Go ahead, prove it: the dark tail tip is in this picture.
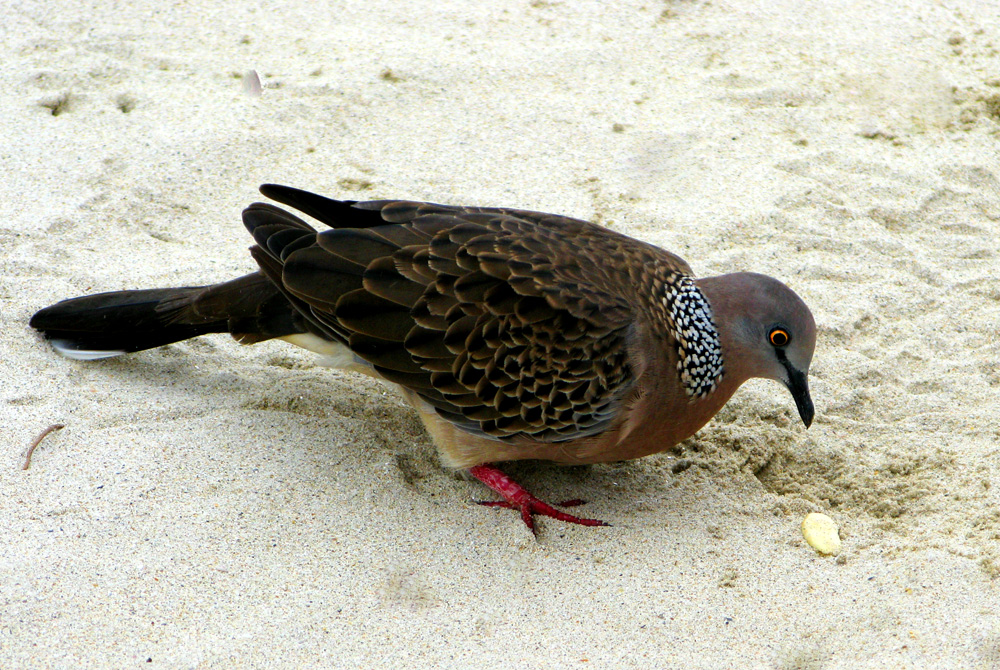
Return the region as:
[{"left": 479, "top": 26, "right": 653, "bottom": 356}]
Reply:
[{"left": 30, "top": 287, "right": 226, "bottom": 360}]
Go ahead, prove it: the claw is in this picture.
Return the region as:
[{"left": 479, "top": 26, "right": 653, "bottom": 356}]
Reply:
[{"left": 468, "top": 464, "right": 610, "bottom": 533}]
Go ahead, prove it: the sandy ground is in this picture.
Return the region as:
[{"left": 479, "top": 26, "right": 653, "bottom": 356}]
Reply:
[{"left": 2, "top": 0, "right": 1000, "bottom": 667}]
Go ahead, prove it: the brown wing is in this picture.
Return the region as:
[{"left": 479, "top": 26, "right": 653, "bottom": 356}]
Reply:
[{"left": 246, "top": 184, "right": 697, "bottom": 442}]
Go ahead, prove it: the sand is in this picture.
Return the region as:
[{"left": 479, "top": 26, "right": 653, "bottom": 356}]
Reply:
[{"left": 2, "top": 0, "right": 999, "bottom": 667}]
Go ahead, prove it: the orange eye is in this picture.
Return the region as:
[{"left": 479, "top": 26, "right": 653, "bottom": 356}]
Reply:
[{"left": 769, "top": 328, "right": 790, "bottom": 347}]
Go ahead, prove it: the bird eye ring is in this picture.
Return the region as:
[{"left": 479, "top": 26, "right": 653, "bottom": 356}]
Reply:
[{"left": 769, "top": 328, "right": 790, "bottom": 347}]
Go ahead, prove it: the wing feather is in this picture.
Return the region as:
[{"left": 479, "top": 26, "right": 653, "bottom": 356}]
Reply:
[{"left": 244, "top": 185, "right": 697, "bottom": 442}]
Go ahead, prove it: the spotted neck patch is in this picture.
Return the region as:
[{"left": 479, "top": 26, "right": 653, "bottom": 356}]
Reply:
[{"left": 658, "top": 275, "right": 724, "bottom": 398}]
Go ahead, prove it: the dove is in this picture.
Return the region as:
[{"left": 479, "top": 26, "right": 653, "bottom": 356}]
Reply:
[{"left": 30, "top": 184, "right": 815, "bottom": 532}]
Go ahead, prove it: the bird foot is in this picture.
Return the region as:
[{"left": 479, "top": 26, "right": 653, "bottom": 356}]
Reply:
[{"left": 468, "top": 464, "right": 609, "bottom": 534}]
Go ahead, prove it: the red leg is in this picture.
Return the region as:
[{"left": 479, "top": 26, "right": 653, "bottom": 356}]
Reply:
[{"left": 468, "top": 464, "right": 609, "bottom": 533}]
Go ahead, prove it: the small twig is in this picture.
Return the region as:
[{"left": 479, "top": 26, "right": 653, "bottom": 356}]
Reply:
[{"left": 22, "top": 424, "right": 64, "bottom": 470}]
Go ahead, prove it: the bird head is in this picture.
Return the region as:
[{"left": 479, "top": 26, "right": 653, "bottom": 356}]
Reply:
[{"left": 697, "top": 272, "right": 816, "bottom": 427}]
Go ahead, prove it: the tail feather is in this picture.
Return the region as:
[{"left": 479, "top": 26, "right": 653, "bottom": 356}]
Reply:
[
  {"left": 30, "top": 273, "right": 307, "bottom": 359},
  {"left": 31, "top": 184, "right": 394, "bottom": 363}
]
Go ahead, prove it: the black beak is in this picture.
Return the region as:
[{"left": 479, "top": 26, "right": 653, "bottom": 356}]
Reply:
[
  {"left": 775, "top": 349, "right": 813, "bottom": 427},
  {"left": 783, "top": 362, "right": 814, "bottom": 428}
]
